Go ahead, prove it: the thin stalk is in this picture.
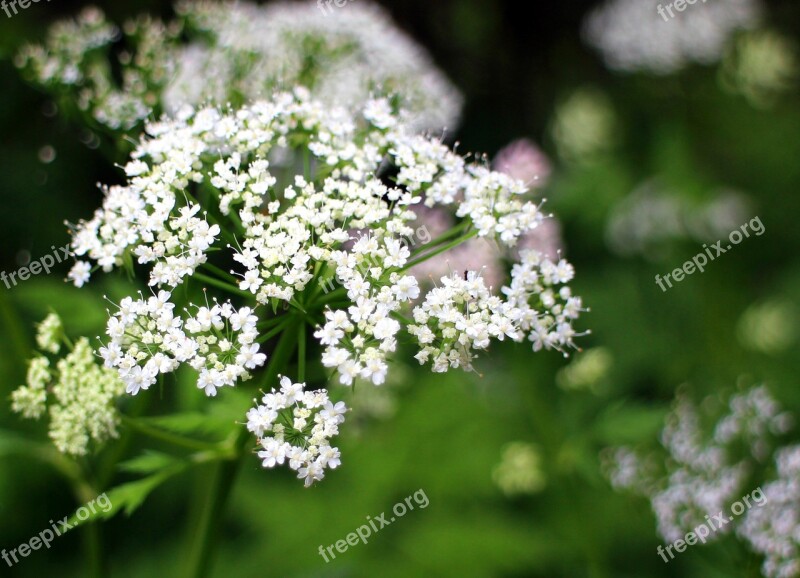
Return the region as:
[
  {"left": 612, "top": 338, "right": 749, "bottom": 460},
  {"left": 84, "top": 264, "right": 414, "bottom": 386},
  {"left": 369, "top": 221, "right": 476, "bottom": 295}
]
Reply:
[
  {"left": 193, "top": 272, "right": 252, "bottom": 299},
  {"left": 120, "top": 415, "right": 222, "bottom": 452},
  {"left": 35, "top": 449, "right": 105, "bottom": 578},
  {"left": 401, "top": 229, "right": 479, "bottom": 272},
  {"left": 257, "top": 317, "right": 293, "bottom": 343},
  {"left": 257, "top": 315, "right": 291, "bottom": 330},
  {"left": 310, "top": 287, "right": 347, "bottom": 309},
  {"left": 184, "top": 323, "right": 300, "bottom": 578},
  {"left": 408, "top": 220, "right": 469, "bottom": 259},
  {"left": 83, "top": 520, "right": 105, "bottom": 578},
  {"left": 298, "top": 322, "right": 306, "bottom": 382},
  {"left": 200, "top": 262, "right": 238, "bottom": 283},
  {"left": 306, "top": 261, "right": 330, "bottom": 302}
]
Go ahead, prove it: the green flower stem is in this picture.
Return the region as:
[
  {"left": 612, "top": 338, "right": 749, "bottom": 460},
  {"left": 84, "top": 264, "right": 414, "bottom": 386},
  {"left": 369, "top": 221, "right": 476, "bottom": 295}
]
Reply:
[
  {"left": 200, "top": 262, "right": 238, "bottom": 283},
  {"left": 408, "top": 220, "right": 469, "bottom": 259},
  {"left": 184, "top": 322, "right": 300, "bottom": 578},
  {"left": 83, "top": 521, "right": 104, "bottom": 578},
  {"left": 97, "top": 393, "right": 151, "bottom": 489},
  {"left": 120, "top": 415, "right": 223, "bottom": 452},
  {"left": 311, "top": 287, "right": 347, "bottom": 309},
  {"left": 195, "top": 182, "right": 246, "bottom": 235},
  {"left": 305, "top": 261, "right": 330, "bottom": 302},
  {"left": 257, "top": 315, "right": 291, "bottom": 330},
  {"left": 390, "top": 311, "right": 416, "bottom": 326},
  {"left": 298, "top": 321, "right": 307, "bottom": 382},
  {"left": 257, "top": 316, "right": 294, "bottom": 343},
  {"left": 401, "top": 229, "right": 479, "bottom": 272},
  {"left": 193, "top": 272, "right": 253, "bottom": 299},
  {"left": 34, "top": 447, "right": 106, "bottom": 578}
]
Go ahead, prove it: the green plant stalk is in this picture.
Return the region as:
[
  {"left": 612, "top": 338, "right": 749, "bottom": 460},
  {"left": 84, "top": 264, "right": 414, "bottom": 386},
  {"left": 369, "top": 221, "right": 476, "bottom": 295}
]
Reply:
[
  {"left": 35, "top": 448, "right": 106, "bottom": 578},
  {"left": 200, "top": 261, "right": 238, "bottom": 283},
  {"left": 120, "top": 415, "right": 222, "bottom": 452},
  {"left": 298, "top": 322, "right": 307, "bottom": 382},
  {"left": 193, "top": 272, "right": 253, "bottom": 299},
  {"left": 257, "top": 316, "right": 294, "bottom": 343},
  {"left": 408, "top": 219, "right": 469, "bottom": 259},
  {"left": 83, "top": 520, "right": 105, "bottom": 578},
  {"left": 183, "top": 322, "right": 301, "bottom": 578},
  {"left": 401, "top": 229, "right": 479, "bottom": 272}
]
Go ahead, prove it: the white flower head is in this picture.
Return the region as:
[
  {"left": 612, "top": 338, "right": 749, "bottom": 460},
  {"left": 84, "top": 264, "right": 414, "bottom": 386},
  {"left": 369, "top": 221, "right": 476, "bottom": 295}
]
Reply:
[{"left": 249, "top": 376, "right": 346, "bottom": 487}]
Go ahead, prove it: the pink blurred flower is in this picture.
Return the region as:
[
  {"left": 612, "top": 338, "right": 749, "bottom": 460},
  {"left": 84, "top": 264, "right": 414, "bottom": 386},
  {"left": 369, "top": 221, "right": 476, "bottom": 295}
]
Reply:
[
  {"left": 517, "top": 217, "right": 563, "bottom": 262},
  {"left": 493, "top": 139, "right": 552, "bottom": 189}
]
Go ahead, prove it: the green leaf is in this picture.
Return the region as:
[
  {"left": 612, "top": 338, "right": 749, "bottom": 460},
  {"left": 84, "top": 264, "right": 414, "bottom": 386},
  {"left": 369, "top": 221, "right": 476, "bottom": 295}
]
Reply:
[
  {"left": 67, "top": 464, "right": 188, "bottom": 525},
  {"left": 118, "top": 451, "right": 182, "bottom": 475},
  {"left": 140, "top": 412, "right": 235, "bottom": 440}
]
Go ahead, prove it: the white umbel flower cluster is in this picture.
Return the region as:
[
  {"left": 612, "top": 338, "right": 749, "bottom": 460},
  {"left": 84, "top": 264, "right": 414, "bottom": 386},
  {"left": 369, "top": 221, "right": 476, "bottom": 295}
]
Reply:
[
  {"left": 17, "top": 1, "right": 461, "bottom": 135},
  {"left": 71, "top": 177, "right": 222, "bottom": 288},
  {"left": 12, "top": 316, "right": 125, "bottom": 456},
  {"left": 408, "top": 272, "right": 509, "bottom": 374},
  {"left": 247, "top": 376, "right": 346, "bottom": 487},
  {"left": 603, "top": 385, "right": 792, "bottom": 544},
  {"left": 69, "top": 91, "right": 584, "bottom": 388},
  {"left": 15, "top": 8, "right": 179, "bottom": 131},
  {"left": 170, "top": 0, "right": 463, "bottom": 132},
  {"left": 409, "top": 255, "right": 580, "bottom": 373},
  {"left": 100, "top": 291, "right": 265, "bottom": 397}
]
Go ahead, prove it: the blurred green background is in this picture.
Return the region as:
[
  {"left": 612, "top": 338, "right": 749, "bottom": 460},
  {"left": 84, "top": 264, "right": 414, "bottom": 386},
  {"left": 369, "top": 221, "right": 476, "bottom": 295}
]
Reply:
[{"left": 1, "top": 0, "right": 799, "bottom": 577}]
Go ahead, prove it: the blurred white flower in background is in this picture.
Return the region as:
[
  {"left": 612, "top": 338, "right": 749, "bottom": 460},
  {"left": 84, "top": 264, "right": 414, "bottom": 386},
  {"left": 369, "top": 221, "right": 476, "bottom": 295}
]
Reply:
[
  {"left": 170, "top": 0, "right": 463, "bottom": 132},
  {"left": 556, "top": 347, "right": 613, "bottom": 393},
  {"left": 605, "top": 179, "right": 751, "bottom": 260},
  {"left": 737, "top": 300, "right": 798, "bottom": 355},
  {"left": 493, "top": 442, "right": 547, "bottom": 496},
  {"left": 583, "top": 0, "right": 761, "bottom": 74},
  {"left": 17, "top": 1, "right": 463, "bottom": 135},
  {"left": 720, "top": 30, "right": 799, "bottom": 108},
  {"left": 738, "top": 445, "right": 800, "bottom": 578},
  {"left": 551, "top": 88, "right": 618, "bottom": 163},
  {"left": 603, "top": 385, "right": 793, "bottom": 544}
]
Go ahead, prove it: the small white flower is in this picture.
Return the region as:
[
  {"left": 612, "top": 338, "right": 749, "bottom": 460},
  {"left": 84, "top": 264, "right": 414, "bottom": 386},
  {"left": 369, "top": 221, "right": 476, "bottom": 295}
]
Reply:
[{"left": 68, "top": 261, "right": 92, "bottom": 288}]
